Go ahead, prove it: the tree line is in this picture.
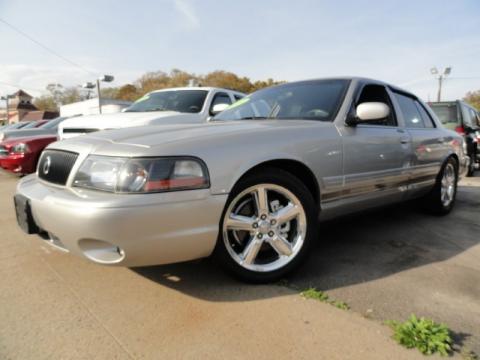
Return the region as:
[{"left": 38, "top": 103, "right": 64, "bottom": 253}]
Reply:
[
  {"left": 33, "top": 69, "right": 480, "bottom": 111},
  {"left": 34, "top": 69, "right": 284, "bottom": 111}
]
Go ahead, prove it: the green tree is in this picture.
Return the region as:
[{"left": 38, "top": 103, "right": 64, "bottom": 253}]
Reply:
[
  {"left": 34, "top": 95, "right": 58, "bottom": 111},
  {"left": 60, "top": 87, "right": 82, "bottom": 104},
  {"left": 33, "top": 70, "right": 284, "bottom": 108},
  {"left": 34, "top": 84, "right": 86, "bottom": 111},
  {"left": 251, "top": 78, "right": 285, "bottom": 92},
  {"left": 116, "top": 84, "right": 139, "bottom": 101},
  {"left": 201, "top": 70, "right": 253, "bottom": 93},
  {"left": 464, "top": 90, "right": 480, "bottom": 110}
]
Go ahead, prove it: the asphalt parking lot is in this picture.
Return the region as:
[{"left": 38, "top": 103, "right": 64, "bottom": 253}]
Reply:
[{"left": 0, "top": 169, "right": 478, "bottom": 359}]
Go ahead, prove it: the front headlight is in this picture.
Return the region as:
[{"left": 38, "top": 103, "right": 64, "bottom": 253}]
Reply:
[
  {"left": 73, "top": 156, "right": 209, "bottom": 193},
  {"left": 11, "top": 143, "right": 30, "bottom": 154}
]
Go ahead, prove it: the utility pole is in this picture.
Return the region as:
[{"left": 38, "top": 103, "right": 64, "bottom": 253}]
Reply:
[{"left": 430, "top": 67, "right": 452, "bottom": 102}]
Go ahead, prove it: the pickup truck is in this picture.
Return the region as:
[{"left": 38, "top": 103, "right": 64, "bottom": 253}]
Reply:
[{"left": 58, "top": 87, "right": 245, "bottom": 139}]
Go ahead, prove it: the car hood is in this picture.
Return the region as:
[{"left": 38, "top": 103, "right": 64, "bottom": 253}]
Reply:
[
  {"left": 59, "top": 111, "right": 204, "bottom": 130},
  {"left": 1, "top": 128, "right": 55, "bottom": 140},
  {"left": 53, "top": 119, "right": 329, "bottom": 155}
]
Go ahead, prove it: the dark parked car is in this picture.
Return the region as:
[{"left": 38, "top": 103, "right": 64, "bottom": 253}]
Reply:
[{"left": 429, "top": 100, "right": 479, "bottom": 176}]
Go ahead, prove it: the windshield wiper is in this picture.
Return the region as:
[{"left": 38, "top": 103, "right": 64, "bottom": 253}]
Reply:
[
  {"left": 238, "top": 116, "right": 272, "bottom": 120},
  {"left": 145, "top": 107, "right": 167, "bottom": 112}
]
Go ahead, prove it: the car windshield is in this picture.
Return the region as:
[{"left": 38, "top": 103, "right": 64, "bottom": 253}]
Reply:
[
  {"left": 39, "top": 117, "right": 65, "bottom": 129},
  {"left": 429, "top": 103, "right": 459, "bottom": 130},
  {"left": 124, "top": 90, "right": 208, "bottom": 113},
  {"left": 213, "top": 80, "right": 349, "bottom": 122},
  {"left": 21, "top": 121, "right": 43, "bottom": 129}
]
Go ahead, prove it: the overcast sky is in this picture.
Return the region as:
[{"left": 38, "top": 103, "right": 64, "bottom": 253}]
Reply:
[{"left": 0, "top": 0, "right": 479, "bottom": 101}]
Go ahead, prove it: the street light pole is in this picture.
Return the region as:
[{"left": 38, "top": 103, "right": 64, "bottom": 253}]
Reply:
[
  {"left": 83, "top": 75, "right": 114, "bottom": 114},
  {"left": 437, "top": 76, "right": 443, "bottom": 102},
  {"left": 430, "top": 67, "right": 452, "bottom": 102}
]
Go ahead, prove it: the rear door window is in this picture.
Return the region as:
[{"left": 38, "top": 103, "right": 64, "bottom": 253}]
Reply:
[
  {"left": 415, "top": 102, "right": 435, "bottom": 128},
  {"left": 394, "top": 93, "right": 425, "bottom": 128}
]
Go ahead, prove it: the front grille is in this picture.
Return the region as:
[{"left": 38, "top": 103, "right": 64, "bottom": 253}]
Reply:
[{"left": 38, "top": 150, "right": 79, "bottom": 185}]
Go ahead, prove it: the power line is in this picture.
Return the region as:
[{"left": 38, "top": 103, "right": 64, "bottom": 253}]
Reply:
[
  {"left": 0, "top": 17, "right": 97, "bottom": 77},
  {"left": 0, "top": 80, "right": 45, "bottom": 93},
  {"left": 448, "top": 76, "right": 480, "bottom": 80}
]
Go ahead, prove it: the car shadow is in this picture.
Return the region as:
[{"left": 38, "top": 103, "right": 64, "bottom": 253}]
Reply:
[{"left": 132, "top": 184, "right": 480, "bottom": 302}]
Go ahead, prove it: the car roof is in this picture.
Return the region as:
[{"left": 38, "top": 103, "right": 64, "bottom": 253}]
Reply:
[
  {"left": 149, "top": 87, "right": 245, "bottom": 95},
  {"left": 255, "top": 77, "right": 417, "bottom": 99}
]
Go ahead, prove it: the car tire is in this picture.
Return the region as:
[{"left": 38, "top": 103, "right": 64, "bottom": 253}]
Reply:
[
  {"left": 213, "top": 168, "right": 318, "bottom": 283},
  {"left": 423, "top": 157, "right": 459, "bottom": 215}
]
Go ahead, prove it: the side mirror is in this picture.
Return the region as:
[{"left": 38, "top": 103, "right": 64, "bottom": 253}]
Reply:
[
  {"left": 347, "top": 102, "right": 390, "bottom": 125},
  {"left": 210, "top": 103, "right": 229, "bottom": 116}
]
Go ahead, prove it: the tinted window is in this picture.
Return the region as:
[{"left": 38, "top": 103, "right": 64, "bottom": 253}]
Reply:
[
  {"left": 468, "top": 108, "right": 479, "bottom": 128},
  {"left": 429, "top": 103, "right": 459, "bottom": 130},
  {"left": 461, "top": 105, "right": 475, "bottom": 128},
  {"left": 214, "top": 80, "right": 349, "bottom": 122},
  {"left": 415, "top": 102, "right": 435, "bottom": 128},
  {"left": 22, "top": 121, "right": 42, "bottom": 129},
  {"left": 125, "top": 90, "right": 208, "bottom": 113},
  {"left": 39, "top": 117, "right": 66, "bottom": 129},
  {"left": 395, "top": 93, "right": 425, "bottom": 128}
]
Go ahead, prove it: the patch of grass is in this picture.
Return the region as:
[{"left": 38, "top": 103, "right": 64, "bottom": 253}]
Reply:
[
  {"left": 386, "top": 314, "right": 452, "bottom": 356},
  {"left": 333, "top": 300, "right": 350, "bottom": 310},
  {"left": 300, "top": 287, "right": 350, "bottom": 310}
]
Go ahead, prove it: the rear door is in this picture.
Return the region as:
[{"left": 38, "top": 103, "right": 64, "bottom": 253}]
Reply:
[{"left": 392, "top": 92, "right": 450, "bottom": 197}]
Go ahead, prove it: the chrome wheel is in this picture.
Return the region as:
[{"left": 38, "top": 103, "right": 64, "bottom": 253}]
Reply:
[
  {"left": 222, "top": 183, "right": 307, "bottom": 273},
  {"left": 440, "top": 163, "right": 456, "bottom": 207}
]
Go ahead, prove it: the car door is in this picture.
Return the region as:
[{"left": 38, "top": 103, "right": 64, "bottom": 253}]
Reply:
[
  {"left": 339, "top": 83, "right": 412, "bottom": 211},
  {"left": 391, "top": 92, "right": 450, "bottom": 197}
]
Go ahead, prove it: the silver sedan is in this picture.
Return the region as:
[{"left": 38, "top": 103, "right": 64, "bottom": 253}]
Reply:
[{"left": 14, "top": 78, "right": 468, "bottom": 282}]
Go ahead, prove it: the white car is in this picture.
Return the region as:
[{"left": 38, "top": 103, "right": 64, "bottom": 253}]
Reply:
[{"left": 58, "top": 87, "right": 245, "bottom": 139}]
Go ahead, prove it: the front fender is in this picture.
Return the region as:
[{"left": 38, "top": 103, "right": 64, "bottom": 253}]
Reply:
[{"left": 213, "top": 153, "right": 308, "bottom": 195}]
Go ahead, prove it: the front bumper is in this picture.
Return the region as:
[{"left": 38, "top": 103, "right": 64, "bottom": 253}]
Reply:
[{"left": 16, "top": 175, "right": 228, "bottom": 267}]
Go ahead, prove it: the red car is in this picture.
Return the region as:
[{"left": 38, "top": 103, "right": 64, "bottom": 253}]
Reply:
[{"left": 0, "top": 134, "right": 58, "bottom": 174}]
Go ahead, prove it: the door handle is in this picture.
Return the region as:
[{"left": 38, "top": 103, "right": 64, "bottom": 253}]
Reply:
[{"left": 400, "top": 137, "right": 410, "bottom": 144}]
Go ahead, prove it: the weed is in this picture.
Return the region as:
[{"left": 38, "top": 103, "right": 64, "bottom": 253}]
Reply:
[
  {"left": 300, "top": 287, "right": 350, "bottom": 310},
  {"left": 386, "top": 314, "right": 452, "bottom": 356}
]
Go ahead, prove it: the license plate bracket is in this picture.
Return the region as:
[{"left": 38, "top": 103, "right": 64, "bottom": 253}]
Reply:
[{"left": 14, "top": 195, "right": 40, "bottom": 234}]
